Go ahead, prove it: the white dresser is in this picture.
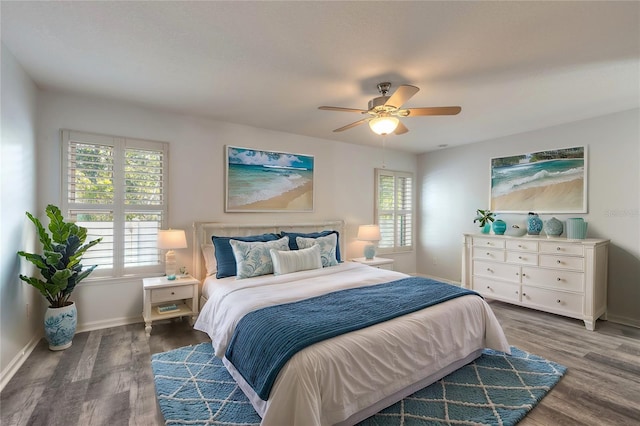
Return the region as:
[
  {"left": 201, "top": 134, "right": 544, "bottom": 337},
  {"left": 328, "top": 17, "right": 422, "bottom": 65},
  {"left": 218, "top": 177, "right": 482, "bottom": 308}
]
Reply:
[{"left": 462, "top": 234, "right": 609, "bottom": 330}]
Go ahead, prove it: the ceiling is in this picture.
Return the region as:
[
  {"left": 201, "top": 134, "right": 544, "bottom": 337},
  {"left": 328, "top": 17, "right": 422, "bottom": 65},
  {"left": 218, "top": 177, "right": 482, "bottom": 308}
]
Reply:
[{"left": 2, "top": 1, "right": 639, "bottom": 154}]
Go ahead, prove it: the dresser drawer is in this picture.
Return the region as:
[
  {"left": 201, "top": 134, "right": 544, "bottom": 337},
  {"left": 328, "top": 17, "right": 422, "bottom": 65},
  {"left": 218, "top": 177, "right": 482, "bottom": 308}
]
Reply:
[
  {"left": 522, "top": 267, "right": 584, "bottom": 292},
  {"left": 506, "top": 240, "right": 538, "bottom": 252},
  {"left": 473, "top": 260, "right": 521, "bottom": 283},
  {"left": 151, "top": 285, "right": 194, "bottom": 303},
  {"left": 521, "top": 285, "right": 583, "bottom": 316},
  {"left": 473, "top": 238, "right": 505, "bottom": 249},
  {"left": 473, "top": 277, "right": 520, "bottom": 302},
  {"left": 539, "top": 241, "right": 584, "bottom": 256},
  {"left": 539, "top": 255, "right": 584, "bottom": 271},
  {"left": 473, "top": 247, "right": 505, "bottom": 262},
  {"left": 506, "top": 251, "right": 538, "bottom": 266}
]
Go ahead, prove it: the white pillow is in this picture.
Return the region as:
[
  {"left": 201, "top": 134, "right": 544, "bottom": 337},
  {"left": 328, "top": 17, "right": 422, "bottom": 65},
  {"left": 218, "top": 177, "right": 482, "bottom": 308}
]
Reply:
[
  {"left": 296, "top": 233, "right": 338, "bottom": 267},
  {"left": 201, "top": 244, "right": 216, "bottom": 276},
  {"left": 270, "top": 245, "right": 322, "bottom": 276},
  {"left": 229, "top": 236, "right": 290, "bottom": 279}
]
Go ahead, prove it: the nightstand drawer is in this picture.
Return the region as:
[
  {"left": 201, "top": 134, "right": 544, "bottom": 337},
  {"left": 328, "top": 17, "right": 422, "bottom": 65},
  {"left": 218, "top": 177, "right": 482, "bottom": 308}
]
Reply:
[{"left": 151, "top": 286, "right": 194, "bottom": 303}]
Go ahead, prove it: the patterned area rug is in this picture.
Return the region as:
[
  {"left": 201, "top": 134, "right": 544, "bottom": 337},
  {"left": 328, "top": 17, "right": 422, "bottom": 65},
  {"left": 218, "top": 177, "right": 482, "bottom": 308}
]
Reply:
[{"left": 151, "top": 343, "right": 566, "bottom": 426}]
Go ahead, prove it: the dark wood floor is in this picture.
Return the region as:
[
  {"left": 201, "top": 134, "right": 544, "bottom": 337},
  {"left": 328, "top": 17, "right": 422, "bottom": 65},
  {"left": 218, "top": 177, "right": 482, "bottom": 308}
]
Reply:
[{"left": 1, "top": 302, "right": 639, "bottom": 426}]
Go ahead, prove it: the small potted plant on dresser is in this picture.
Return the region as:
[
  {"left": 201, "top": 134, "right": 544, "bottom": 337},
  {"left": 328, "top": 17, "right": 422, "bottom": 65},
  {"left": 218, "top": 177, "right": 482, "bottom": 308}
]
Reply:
[
  {"left": 473, "top": 209, "right": 495, "bottom": 234},
  {"left": 17, "top": 205, "right": 102, "bottom": 350}
]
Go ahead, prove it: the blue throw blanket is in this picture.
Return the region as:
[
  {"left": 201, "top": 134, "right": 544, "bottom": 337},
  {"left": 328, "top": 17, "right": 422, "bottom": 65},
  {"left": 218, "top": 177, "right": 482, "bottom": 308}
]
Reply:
[{"left": 225, "top": 276, "right": 480, "bottom": 400}]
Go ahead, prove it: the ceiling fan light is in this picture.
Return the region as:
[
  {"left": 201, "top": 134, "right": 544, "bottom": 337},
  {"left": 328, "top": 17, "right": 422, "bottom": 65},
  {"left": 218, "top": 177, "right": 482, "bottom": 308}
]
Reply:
[{"left": 369, "top": 116, "right": 399, "bottom": 135}]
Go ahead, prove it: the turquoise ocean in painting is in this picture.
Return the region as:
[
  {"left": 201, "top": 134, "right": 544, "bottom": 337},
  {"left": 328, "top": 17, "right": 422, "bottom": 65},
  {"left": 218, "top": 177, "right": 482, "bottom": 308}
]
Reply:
[
  {"left": 227, "top": 147, "right": 314, "bottom": 208},
  {"left": 491, "top": 159, "right": 584, "bottom": 198}
]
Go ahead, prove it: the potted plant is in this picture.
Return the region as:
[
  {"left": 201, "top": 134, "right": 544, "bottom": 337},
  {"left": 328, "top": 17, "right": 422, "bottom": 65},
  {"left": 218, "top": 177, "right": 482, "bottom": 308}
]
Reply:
[
  {"left": 473, "top": 209, "right": 495, "bottom": 234},
  {"left": 17, "top": 204, "right": 102, "bottom": 350}
]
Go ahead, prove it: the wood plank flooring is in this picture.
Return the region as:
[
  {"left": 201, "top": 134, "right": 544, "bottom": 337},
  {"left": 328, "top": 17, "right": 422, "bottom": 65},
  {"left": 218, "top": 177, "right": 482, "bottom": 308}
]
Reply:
[{"left": 1, "top": 302, "right": 639, "bottom": 425}]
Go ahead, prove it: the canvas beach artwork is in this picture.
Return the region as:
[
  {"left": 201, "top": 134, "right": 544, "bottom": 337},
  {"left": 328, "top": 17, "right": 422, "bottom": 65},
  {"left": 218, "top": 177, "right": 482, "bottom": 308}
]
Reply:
[
  {"left": 490, "top": 146, "right": 587, "bottom": 213},
  {"left": 226, "top": 146, "right": 314, "bottom": 212}
]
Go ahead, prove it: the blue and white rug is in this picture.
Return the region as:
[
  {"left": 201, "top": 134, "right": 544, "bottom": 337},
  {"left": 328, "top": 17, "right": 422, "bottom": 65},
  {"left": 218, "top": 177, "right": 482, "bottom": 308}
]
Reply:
[{"left": 151, "top": 343, "right": 566, "bottom": 425}]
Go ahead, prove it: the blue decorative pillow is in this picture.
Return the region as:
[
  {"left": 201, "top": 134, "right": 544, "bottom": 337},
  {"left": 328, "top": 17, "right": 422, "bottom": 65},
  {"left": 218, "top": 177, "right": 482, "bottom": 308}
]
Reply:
[
  {"left": 212, "top": 233, "right": 279, "bottom": 278},
  {"left": 296, "top": 233, "right": 338, "bottom": 267},
  {"left": 280, "top": 230, "right": 341, "bottom": 262},
  {"left": 230, "top": 237, "right": 290, "bottom": 279}
]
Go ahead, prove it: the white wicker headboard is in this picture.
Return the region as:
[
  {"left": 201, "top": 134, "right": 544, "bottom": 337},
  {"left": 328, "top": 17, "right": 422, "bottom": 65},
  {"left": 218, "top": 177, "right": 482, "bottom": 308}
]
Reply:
[{"left": 192, "top": 220, "right": 346, "bottom": 281}]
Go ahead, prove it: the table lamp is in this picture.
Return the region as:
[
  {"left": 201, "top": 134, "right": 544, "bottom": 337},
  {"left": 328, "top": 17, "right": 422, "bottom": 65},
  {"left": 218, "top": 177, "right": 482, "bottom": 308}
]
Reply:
[
  {"left": 357, "top": 224, "right": 381, "bottom": 260},
  {"left": 157, "top": 229, "right": 187, "bottom": 279}
]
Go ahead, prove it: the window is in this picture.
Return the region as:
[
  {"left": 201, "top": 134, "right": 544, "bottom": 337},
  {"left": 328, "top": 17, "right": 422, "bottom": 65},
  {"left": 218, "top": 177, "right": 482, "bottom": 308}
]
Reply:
[
  {"left": 62, "top": 130, "right": 169, "bottom": 279},
  {"left": 375, "top": 168, "right": 413, "bottom": 253}
]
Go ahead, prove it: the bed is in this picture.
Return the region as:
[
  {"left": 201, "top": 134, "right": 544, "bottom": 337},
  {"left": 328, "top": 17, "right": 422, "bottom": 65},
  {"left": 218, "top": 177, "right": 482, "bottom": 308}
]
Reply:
[{"left": 192, "top": 221, "right": 510, "bottom": 426}]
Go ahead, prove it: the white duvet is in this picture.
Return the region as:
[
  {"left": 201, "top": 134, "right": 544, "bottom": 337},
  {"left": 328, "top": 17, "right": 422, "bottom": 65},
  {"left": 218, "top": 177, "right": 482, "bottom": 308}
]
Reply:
[{"left": 195, "top": 262, "right": 510, "bottom": 426}]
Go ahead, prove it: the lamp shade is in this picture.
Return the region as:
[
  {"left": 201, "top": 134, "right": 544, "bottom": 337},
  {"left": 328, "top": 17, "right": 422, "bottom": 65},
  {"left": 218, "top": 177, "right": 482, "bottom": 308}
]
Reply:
[
  {"left": 357, "top": 225, "right": 381, "bottom": 242},
  {"left": 369, "top": 116, "right": 399, "bottom": 135},
  {"left": 157, "top": 229, "right": 187, "bottom": 250}
]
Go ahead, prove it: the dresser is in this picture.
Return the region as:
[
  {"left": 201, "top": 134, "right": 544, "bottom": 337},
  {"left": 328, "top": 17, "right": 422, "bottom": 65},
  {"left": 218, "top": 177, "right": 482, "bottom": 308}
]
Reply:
[{"left": 462, "top": 234, "right": 609, "bottom": 330}]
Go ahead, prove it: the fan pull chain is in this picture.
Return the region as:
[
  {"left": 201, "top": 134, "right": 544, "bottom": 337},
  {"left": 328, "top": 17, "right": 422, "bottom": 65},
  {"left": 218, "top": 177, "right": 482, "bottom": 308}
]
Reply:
[{"left": 381, "top": 134, "right": 387, "bottom": 169}]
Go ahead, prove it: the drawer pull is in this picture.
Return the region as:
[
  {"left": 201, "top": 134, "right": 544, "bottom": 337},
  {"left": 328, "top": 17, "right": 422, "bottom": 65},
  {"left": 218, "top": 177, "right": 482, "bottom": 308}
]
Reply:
[
  {"left": 557, "top": 299, "right": 561, "bottom": 303},
  {"left": 515, "top": 291, "right": 519, "bottom": 294},
  {"left": 522, "top": 273, "right": 526, "bottom": 277},
  {"left": 171, "top": 292, "right": 175, "bottom": 295},
  {"left": 556, "top": 247, "right": 561, "bottom": 251},
  {"left": 487, "top": 242, "right": 491, "bottom": 245},
  {"left": 557, "top": 277, "right": 562, "bottom": 281},
  {"left": 518, "top": 244, "right": 522, "bottom": 248},
  {"left": 557, "top": 260, "right": 562, "bottom": 264},
  {"left": 486, "top": 286, "right": 491, "bottom": 290},
  {"left": 522, "top": 292, "right": 527, "bottom": 297},
  {"left": 486, "top": 252, "right": 491, "bottom": 256},
  {"left": 487, "top": 268, "right": 493, "bottom": 272},
  {"left": 518, "top": 256, "right": 522, "bottom": 259}
]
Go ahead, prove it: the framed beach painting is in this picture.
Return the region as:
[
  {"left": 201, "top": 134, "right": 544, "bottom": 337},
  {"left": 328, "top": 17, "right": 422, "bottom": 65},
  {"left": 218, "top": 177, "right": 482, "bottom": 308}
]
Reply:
[
  {"left": 225, "top": 146, "right": 314, "bottom": 212},
  {"left": 490, "top": 146, "right": 587, "bottom": 213}
]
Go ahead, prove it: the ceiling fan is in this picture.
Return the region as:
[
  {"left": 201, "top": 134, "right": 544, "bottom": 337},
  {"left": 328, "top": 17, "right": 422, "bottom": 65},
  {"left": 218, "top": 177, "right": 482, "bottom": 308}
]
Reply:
[{"left": 318, "top": 82, "right": 461, "bottom": 135}]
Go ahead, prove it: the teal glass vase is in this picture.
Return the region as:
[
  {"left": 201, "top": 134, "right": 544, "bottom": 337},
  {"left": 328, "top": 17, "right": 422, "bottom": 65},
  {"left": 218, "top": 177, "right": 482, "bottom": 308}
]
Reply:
[{"left": 492, "top": 219, "right": 507, "bottom": 235}]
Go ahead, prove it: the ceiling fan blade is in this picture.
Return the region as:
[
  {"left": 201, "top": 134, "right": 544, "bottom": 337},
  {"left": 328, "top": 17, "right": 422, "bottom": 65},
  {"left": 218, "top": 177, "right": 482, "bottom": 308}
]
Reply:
[
  {"left": 394, "top": 121, "right": 409, "bottom": 135},
  {"left": 319, "top": 106, "right": 368, "bottom": 113},
  {"left": 333, "top": 118, "right": 368, "bottom": 132},
  {"left": 385, "top": 85, "right": 419, "bottom": 108},
  {"left": 405, "top": 106, "right": 462, "bottom": 116}
]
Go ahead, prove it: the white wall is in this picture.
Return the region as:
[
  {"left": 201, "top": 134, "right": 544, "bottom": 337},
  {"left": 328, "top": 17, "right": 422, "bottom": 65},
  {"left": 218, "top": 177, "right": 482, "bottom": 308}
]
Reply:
[
  {"left": 417, "top": 109, "right": 640, "bottom": 326},
  {"left": 0, "top": 44, "right": 42, "bottom": 387},
  {"left": 35, "top": 91, "right": 417, "bottom": 330}
]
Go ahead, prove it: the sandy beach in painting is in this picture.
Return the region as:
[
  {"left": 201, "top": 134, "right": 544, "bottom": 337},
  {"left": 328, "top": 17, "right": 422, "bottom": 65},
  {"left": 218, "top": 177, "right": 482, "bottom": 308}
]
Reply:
[
  {"left": 236, "top": 181, "right": 313, "bottom": 211},
  {"left": 492, "top": 178, "right": 584, "bottom": 211}
]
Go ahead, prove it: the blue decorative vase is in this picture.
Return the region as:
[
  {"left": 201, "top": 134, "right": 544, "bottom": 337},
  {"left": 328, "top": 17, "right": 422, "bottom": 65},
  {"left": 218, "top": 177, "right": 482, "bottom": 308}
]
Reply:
[
  {"left": 480, "top": 223, "right": 491, "bottom": 234},
  {"left": 544, "top": 217, "right": 563, "bottom": 237},
  {"left": 44, "top": 302, "right": 77, "bottom": 351},
  {"left": 492, "top": 219, "right": 507, "bottom": 235},
  {"left": 527, "top": 213, "right": 543, "bottom": 235}
]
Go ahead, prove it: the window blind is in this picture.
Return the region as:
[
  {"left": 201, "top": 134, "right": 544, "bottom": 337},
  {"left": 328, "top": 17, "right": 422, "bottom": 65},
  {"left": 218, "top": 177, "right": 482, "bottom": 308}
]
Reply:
[
  {"left": 375, "top": 169, "right": 414, "bottom": 253},
  {"left": 62, "top": 130, "right": 169, "bottom": 278}
]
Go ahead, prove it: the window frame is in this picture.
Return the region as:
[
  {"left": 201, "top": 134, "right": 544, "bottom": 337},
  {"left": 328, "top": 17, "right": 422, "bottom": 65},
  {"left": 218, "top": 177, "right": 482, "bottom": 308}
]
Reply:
[
  {"left": 61, "top": 129, "right": 169, "bottom": 280},
  {"left": 374, "top": 168, "right": 414, "bottom": 254}
]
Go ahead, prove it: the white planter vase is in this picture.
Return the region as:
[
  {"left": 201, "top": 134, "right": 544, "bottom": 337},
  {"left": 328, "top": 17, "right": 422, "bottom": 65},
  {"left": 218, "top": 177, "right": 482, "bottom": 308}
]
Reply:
[{"left": 44, "top": 302, "right": 77, "bottom": 351}]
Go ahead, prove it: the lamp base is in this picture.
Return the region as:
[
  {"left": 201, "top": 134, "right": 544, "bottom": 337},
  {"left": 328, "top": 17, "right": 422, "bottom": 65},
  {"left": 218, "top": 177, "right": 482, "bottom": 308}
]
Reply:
[
  {"left": 165, "top": 250, "right": 177, "bottom": 277},
  {"left": 363, "top": 244, "right": 376, "bottom": 260}
]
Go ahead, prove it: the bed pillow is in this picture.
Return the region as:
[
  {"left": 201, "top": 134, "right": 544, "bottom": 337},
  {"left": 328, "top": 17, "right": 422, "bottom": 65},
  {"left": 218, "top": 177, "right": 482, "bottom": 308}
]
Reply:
[
  {"left": 280, "top": 230, "right": 342, "bottom": 262},
  {"left": 230, "top": 236, "right": 290, "bottom": 279},
  {"left": 296, "top": 233, "right": 338, "bottom": 267},
  {"left": 270, "top": 245, "right": 322, "bottom": 276},
  {"left": 212, "top": 233, "right": 280, "bottom": 278},
  {"left": 201, "top": 244, "right": 216, "bottom": 276}
]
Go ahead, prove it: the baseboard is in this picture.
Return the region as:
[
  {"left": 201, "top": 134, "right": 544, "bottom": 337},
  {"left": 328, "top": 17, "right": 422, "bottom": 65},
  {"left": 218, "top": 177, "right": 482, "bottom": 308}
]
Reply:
[
  {"left": 0, "top": 333, "right": 42, "bottom": 392},
  {"left": 606, "top": 313, "right": 640, "bottom": 329},
  {"left": 76, "top": 315, "right": 143, "bottom": 333},
  {"left": 412, "top": 273, "right": 462, "bottom": 286}
]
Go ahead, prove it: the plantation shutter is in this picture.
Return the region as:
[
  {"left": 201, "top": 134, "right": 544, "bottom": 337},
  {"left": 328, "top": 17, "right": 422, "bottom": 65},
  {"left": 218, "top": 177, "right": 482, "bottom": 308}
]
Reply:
[
  {"left": 375, "top": 169, "right": 413, "bottom": 253},
  {"left": 62, "top": 130, "right": 169, "bottom": 278}
]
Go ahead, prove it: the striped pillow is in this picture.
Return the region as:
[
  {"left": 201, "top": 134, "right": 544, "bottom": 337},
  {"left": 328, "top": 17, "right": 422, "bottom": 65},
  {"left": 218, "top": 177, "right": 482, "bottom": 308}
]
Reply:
[{"left": 270, "top": 245, "right": 322, "bottom": 276}]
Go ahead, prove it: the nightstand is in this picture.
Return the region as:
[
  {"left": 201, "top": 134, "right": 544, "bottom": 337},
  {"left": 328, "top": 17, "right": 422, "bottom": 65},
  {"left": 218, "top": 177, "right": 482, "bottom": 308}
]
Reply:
[
  {"left": 351, "top": 257, "right": 394, "bottom": 271},
  {"left": 142, "top": 275, "right": 199, "bottom": 336}
]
